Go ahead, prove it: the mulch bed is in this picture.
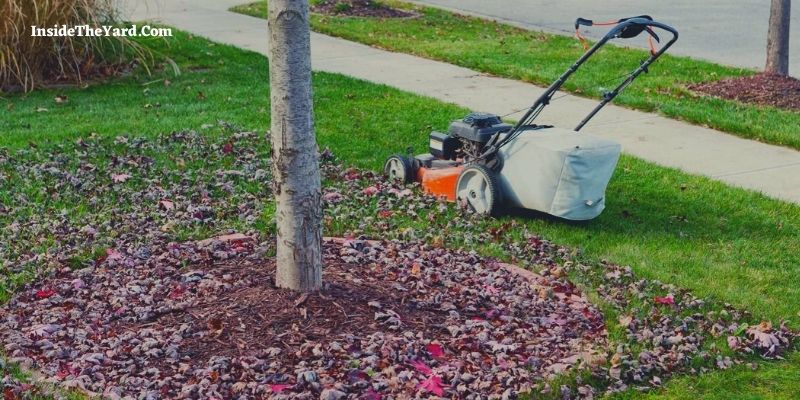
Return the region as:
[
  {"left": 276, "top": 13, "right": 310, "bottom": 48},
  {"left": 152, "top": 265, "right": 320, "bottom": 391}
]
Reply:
[
  {"left": 312, "top": 0, "right": 414, "bottom": 18},
  {"left": 0, "top": 236, "right": 607, "bottom": 398},
  {"left": 688, "top": 73, "right": 800, "bottom": 112}
]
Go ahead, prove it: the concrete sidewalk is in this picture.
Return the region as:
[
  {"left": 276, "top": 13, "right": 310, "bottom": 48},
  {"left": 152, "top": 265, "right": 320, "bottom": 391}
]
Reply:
[{"left": 125, "top": 0, "right": 800, "bottom": 204}]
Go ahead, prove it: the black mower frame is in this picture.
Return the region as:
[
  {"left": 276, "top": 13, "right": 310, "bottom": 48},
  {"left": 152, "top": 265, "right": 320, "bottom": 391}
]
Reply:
[{"left": 483, "top": 16, "right": 679, "bottom": 158}]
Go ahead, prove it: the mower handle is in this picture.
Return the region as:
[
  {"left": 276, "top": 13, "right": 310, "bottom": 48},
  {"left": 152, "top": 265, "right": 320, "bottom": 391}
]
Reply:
[
  {"left": 572, "top": 17, "right": 678, "bottom": 130},
  {"left": 499, "top": 16, "right": 678, "bottom": 144}
]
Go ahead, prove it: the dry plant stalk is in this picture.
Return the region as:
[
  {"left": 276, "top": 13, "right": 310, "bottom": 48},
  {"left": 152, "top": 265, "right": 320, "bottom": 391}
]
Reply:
[{"left": 0, "top": 0, "right": 152, "bottom": 92}]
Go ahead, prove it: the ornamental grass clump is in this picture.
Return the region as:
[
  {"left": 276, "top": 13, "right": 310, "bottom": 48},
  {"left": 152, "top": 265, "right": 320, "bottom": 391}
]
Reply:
[{"left": 0, "top": 0, "right": 152, "bottom": 92}]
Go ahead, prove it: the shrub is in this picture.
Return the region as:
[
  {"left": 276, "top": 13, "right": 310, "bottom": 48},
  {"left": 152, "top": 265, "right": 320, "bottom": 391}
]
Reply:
[{"left": 0, "top": 0, "right": 153, "bottom": 92}]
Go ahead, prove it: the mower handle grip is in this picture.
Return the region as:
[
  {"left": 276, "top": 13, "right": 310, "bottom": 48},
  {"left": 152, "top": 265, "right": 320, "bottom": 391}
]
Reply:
[{"left": 586, "top": 17, "right": 678, "bottom": 47}]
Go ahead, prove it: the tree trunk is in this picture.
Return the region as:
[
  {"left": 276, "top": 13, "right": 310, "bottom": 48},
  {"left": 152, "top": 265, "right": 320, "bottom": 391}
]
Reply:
[
  {"left": 765, "top": 0, "right": 791, "bottom": 75},
  {"left": 268, "top": 0, "right": 323, "bottom": 292}
]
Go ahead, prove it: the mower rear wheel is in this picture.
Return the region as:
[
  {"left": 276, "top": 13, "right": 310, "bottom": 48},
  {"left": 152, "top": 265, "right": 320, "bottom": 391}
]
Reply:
[
  {"left": 383, "top": 154, "right": 414, "bottom": 183},
  {"left": 456, "top": 164, "right": 501, "bottom": 215}
]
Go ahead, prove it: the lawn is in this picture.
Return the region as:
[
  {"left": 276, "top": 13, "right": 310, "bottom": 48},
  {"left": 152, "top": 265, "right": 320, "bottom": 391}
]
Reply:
[
  {"left": 2, "top": 29, "right": 800, "bottom": 398},
  {"left": 611, "top": 352, "right": 800, "bottom": 400},
  {"left": 232, "top": 0, "right": 800, "bottom": 150}
]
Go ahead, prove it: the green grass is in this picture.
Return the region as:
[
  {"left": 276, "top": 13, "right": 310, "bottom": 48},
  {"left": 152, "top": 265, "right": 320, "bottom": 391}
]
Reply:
[
  {"left": 611, "top": 352, "right": 800, "bottom": 400},
  {"left": 232, "top": 0, "right": 800, "bottom": 150},
  {"left": 2, "top": 27, "right": 800, "bottom": 399}
]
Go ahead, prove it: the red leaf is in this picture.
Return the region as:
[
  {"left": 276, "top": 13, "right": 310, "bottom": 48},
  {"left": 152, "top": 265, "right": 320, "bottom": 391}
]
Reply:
[
  {"left": 378, "top": 209, "right": 393, "bottom": 218},
  {"left": 362, "top": 186, "right": 380, "bottom": 196},
  {"left": 168, "top": 285, "right": 187, "bottom": 299},
  {"left": 270, "top": 384, "right": 291, "bottom": 393},
  {"left": 409, "top": 360, "right": 432, "bottom": 376},
  {"left": 427, "top": 343, "right": 445, "bottom": 358},
  {"left": 222, "top": 142, "right": 233, "bottom": 154},
  {"left": 418, "top": 375, "right": 444, "bottom": 396},
  {"left": 35, "top": 288, "right": 55, "bottom": 299},
  {"left": 343, "top": 168, "right": 360, "bottom": 181},
  {"left": 654, "top": 294, "right": 675, "bottom": 305}
]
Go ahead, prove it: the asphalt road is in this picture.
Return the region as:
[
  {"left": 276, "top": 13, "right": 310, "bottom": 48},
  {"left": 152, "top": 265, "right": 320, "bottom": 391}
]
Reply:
[{"left": 413, "top": 0, "right": 799, "bottom": 76}]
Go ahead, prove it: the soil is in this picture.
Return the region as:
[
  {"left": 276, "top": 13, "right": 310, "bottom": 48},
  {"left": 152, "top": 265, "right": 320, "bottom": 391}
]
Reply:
[
  {"left": 688, "top": 73, "right": 800, "bottom": 112},
  {"left": 157, "top": 252, "right": 447, "bottom": 361},
  {"left": 311, "top": 0, "right": 414, "bottom": 18}
]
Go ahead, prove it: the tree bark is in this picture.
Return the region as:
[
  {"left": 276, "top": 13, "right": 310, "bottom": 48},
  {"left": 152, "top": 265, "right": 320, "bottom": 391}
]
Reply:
[
  {"left": 765, "top": 0, "right": 791, "bottom": 75},
  {"left": 268, "top": 0, "right": 323, "bottom": 292}
]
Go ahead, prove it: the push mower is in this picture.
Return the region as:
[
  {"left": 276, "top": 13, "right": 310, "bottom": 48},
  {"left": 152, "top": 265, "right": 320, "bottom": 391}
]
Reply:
[{"left": 384, "top": 16, "right": 678, "bottom": 220}]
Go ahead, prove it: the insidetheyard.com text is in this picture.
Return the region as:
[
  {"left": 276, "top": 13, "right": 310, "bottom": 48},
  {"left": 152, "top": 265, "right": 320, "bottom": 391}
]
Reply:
[{"left": 30, "top": 25, "right": 172, "bottom": 38}]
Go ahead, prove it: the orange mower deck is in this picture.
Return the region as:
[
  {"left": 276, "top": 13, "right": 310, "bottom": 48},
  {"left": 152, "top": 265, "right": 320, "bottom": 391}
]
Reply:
[{"left": 417, "top": 166, "right": 463, "bottom": 202}]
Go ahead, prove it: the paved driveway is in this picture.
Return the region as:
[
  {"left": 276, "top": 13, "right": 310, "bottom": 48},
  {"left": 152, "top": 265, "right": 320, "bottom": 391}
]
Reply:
[{"left": 414, "top": 0, "right": 799, "bottom": 76}]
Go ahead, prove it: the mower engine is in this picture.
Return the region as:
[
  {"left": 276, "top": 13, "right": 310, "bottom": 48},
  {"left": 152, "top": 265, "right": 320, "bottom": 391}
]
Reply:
[{"left": 428, "top": 113, "right": 512, "bottom": 161}]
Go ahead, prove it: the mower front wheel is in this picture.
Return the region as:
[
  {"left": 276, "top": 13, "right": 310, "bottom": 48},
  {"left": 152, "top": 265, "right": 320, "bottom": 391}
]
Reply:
[
  {"left": 383, "top": 154, "right": 414, "bottom": 183},
  {"left": 456, "top": 164, "right": 502, "bottom": 216}
]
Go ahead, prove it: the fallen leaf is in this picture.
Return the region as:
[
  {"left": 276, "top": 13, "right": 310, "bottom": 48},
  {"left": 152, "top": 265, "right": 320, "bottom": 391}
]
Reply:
[
  {"left": 654, "top": 294, "right": 675, "bottom": 305},
  {"left": 54, "top": 95, "right": 68, "bottom": 104},
  {"left": 483, "top": 284, "right": 500, "bottom": 295},
  {"left": 362, "top": 186, "right": 380, "bottom": 196},
  {"left": 746, "top": 326, "right": 781, "bottom": 349},
  {"left": 610, "top": 352, "right": 622, "bottom": 367},
  {"left": 727, "top": 335, "right": 740, "bottom": 350},
  {"left": 106, "top": 248, "right": 123, "bottom": 261},
  {"left": 409, "top": 360, "right": 432, "bottom": 376},
  {"left": 323, "top": 191, "right": 343, "bottom": 203},
  {"left": 418, "top": 375, "right": 444, "bottom": 396},
  {"left": 35, "top": 288, "right": 56, "bottom": 299},
  {"left": 362, "top": 388, "right": 383, "bottom": 400},
  {"left": 222, "top": 142, "right": 233, "bottom": 154},
  {"left": 427, "top": 343, "right": 444, "bottom": 358},
  {"left": 159, "top": 200, "right": 175, "bottom": 211},
  {"left": 269, "top": 384, "right": 291, "bottom": 393},
  {"left": 111, "top": 173, "right": 131, "bottom": 183}
]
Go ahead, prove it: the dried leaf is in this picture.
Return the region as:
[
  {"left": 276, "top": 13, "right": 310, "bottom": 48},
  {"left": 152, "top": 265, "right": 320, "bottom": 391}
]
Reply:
[
  {"left": 159, "top": 200, "right": 175, "bottom": 211},
  {"left": 111, "top": 173, "right": 131, "bottom": 183}
]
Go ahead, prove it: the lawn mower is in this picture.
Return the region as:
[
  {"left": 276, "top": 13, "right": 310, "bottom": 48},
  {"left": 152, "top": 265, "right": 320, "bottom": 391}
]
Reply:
[{"left": 384, "top": 16, "right": 678, "bottom": 220}]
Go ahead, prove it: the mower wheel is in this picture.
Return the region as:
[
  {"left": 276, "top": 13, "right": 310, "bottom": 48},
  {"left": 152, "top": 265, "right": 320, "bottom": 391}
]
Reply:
[
  {"left": 456, "top": 164, "right": 502, "bottom": 216},
  {"left": 383, "top": 154, "right": 414, "bottom": 183}
]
